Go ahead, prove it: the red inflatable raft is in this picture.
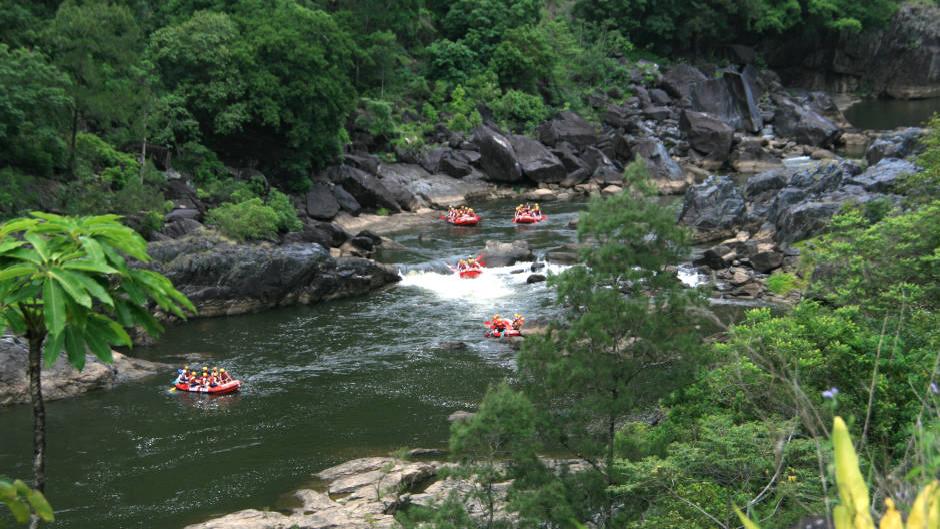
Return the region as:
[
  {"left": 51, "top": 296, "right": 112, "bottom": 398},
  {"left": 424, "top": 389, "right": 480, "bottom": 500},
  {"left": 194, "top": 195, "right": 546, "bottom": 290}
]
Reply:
[
  {"left": 447, "top": 214, "right": 481, "bottom": 226},
  {"left": 459, "top": 268, "right": 483, "bottom": 279},
  {"left": 512, "top": 213, "right": 546, "bottom": 224},
  {"left": 484, "top": 328, "right": 521, "bottom": 338},
  {"left": 175, "top": 380, "right": 241, "bottom": 395}
]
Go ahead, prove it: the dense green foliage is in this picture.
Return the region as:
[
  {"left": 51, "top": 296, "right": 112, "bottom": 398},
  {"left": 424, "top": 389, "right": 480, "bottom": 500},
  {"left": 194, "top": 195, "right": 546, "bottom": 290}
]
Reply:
[
  {"left": 0, "top": 0, "right": 911, "bottom": 228},
  {"left": 0, "top": 477, "right": 54, "bottom": 526}
]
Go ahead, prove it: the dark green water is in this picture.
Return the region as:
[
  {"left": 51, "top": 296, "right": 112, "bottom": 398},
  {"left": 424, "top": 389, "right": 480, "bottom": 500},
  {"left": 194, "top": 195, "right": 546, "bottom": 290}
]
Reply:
[
  {"left": 0, "top": 199, "right": 590, "bottom": 529},
  {"left": 844, "top": 97, "right": 940, "bottom": 130}
]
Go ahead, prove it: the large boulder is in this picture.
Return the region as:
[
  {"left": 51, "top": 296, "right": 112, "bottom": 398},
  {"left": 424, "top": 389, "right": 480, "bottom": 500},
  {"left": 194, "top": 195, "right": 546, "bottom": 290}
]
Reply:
[
  {"left": 659, "top": 63, "right": 708, "bottom": 100},
  {"left": 479, "top": 240, "right": 534, "bottom": 267},
  {"left": 332, "top": 185, "right": 362, "bottom": 216},
  {"left": 679, "top": 110, "right": 734, "bottom": 161},
  {"left": 632, "top": 138, "right": 685, "bottom": 181},
  {"left": 510, "top": 135, "right": 566, "bottom": 183},
  {"left": 846, "top": 158, "right": 919, "bottom": 193},
  {"left": 324, "top": 165, "right": 402, "bottom": 213},
  {"left": 438, "top": 149, "right": 479, "bottom": 178},
  {"left": 772, "top": 95, "right": 841, "bottom": 147},
  {"left": 145, "top": 234, "right": 400, "bottom": 317},
  {"left": 0, "top": 337, "right": 169, "bottom": 406},
  {"left": 305, "top": 180, "right": 341, "bottom": 220},
  {"left": 865, "top": 128, "right": 926, "bottom": 165},
  {"left": 690, "top": 71, "right": 763, "bottom": 133},
  {"left": 472, "top": 126, "right": 524, "bottom": 183},
  {"left": 678, "top": 175, "right": 747, "bottom": 236},
  {"left": 537, "top": 111, "right": 598, "bottom": 148},
  {"left": 377, "top": 163, "right": 492, "bottom": 208}
]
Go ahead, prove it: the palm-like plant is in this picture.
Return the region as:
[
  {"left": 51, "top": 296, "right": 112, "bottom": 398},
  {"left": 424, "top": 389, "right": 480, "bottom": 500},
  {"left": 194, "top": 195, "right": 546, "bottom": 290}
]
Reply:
[{"left": 0, "top": 212, "right": 194, "bottom": 525}]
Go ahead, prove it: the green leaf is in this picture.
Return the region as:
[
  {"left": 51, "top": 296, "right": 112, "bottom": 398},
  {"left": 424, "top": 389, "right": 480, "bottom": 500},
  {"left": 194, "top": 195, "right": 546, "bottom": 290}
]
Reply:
[
  {"left": 49, "top": 269, "right": 92, "bottom": 308},
  {"left": 43, "top": 331, "right": 64, "bottom": 368},
  {"left": 0, "top": 239, "right": 24, "bottom": 255},
  {"left": 59, "top": 268, "right": 112, "bottom": 307},
  {"left": 0, "top": 265, "right": 35, "bottom": 282},
  {"left": 6, "top": 497, "right": 29, "bottom": 523},
  {"left": 79, "top": 236, "right": 105, "bottom": 264},
  {"left": 0, "top": 480, "right": 14, "bottom": 501},
  {"left": 82, "top": 326, "right": 113, "bottom": 364},
  {"left": 26, "top": 489, "right": 54, "bottom": 521},
  {"left": 23, "top": 232, "right": 49, "bottom": 262},
  {"left": 61, "top": 259, "right": 118, "bottom": 275},
  {"left": 63, "top": 325, "right": 85, "bottom": 370},
  {"left": 735, "top": 506, "right": 761, "bottom": 529},
  {"left": 42, "top": 280, "right": 66, "bottom": 336}
]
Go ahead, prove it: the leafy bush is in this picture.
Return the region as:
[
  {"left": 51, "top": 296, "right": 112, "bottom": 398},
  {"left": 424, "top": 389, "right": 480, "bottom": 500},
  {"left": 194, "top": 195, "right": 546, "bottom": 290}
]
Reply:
[
  {"left": 74, "top": 132, "right": 140, "bottom": 188},
  {"left": 425, "top": 38, "right": 478, "bottom": 85},
  {"left": 205, "top": 198, "right": 280, "bottom": 241},
  {"left": 267, "top": 189, "right": 303, "bottom": 232},
  {"left": 445, "top": 84, "right": 482, "bottom": 132},
  {"left": 355, "top": 98, "right": 396, "bottom": 139},
  {"left": 765, "top": 272, "right": 801, "bottom": 295},
  {"left": 491, "top": 89, "right": 549, "bottom": 133}
]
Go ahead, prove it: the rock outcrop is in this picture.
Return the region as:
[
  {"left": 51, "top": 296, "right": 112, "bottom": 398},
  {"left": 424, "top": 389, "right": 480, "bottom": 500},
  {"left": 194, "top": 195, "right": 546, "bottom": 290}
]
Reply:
[
  {"left": 771, "top": 2, "right": 940, "bottom": 99},
  {"left": 0, "top": 336, "right": 168, "bottom": 406},
  {"left": 480, "top": 240, "right": 535, "bottom": 267},
  {"left": 145, "top": 234, "right": 400, "bottom": 317}
]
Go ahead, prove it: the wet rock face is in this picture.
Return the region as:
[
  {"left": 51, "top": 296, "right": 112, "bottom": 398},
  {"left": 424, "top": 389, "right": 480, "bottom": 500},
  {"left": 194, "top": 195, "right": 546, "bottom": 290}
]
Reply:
[
  {"left": 0, "top": 337, "right": 169, "bottom": 406},
  {"left": 678, "top": 175, "right": 747, "bottom": 237},
  {"left": 305, "top": 180, "right": 341, "bottom": 220},
  {"left": 659, "top": 63, "right": 709, "bottom": 101},
  {"left": 631, "top": 138, "right": 685, "bottom": 181},
  {"left": 145, "top": 234, "right": 400, "bottom": 318}
]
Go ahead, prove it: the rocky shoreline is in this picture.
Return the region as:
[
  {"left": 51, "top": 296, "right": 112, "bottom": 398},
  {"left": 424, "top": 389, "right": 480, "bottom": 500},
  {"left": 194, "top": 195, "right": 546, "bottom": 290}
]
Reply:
[{"left": 0, "top": 336, "right": 168, "bottom": 406}]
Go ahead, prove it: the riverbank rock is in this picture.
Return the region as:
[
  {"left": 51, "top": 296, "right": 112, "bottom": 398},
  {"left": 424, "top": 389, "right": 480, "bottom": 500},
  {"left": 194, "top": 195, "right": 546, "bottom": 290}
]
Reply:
[
  {"left": 510, "top": 135, "right": 566, "bottom": 183},
  {"left": 473, "top": 126, "right": 524, "bottom": 183},
  {"left": 772, "top": 95, "right": 841, "bottom": 147},
  {"left": 865, "top": 128, "right": 926, "bottom": 165},
  {"left": 480, "top": 240, "right": 534, "bottom": 267},
  {"left": 690, "top": 71, "right": 763, "bottom": 133},
  {"left": 145, "top": 233, "right": 400, "bottom": 318},
  {"left": 324, "top": 165, "right": 403, "bottom": 213},
  {"left": 680, "top": 110, "right": 734, "bottom": 161},
  {"left": 0, "top": 336, "right": 168, "bottom": 406},
  {"left": 678, "top": 175, "right": 746, "bottom": 240},
  {"left": 537, "top": 111, "right": 598, "bottom": 148}
]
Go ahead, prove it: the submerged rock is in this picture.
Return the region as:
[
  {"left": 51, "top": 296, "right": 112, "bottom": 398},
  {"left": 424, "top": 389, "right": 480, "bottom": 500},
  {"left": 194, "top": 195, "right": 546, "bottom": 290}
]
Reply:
[
  {"left": 0, "top": 337, "right": 168, "bottom": 406},
  {"left": 479, "top": 240, "right": 534, "bottom": 267}
]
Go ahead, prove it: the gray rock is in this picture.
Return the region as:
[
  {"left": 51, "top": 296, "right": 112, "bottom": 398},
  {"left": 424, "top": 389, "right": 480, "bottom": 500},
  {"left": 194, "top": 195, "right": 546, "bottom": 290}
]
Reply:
[
  {"left": 510, "top": 135, "right": 567, "bottom": 183},
  {"left": 145, "top": 234, "right": 399, "bottom": 318},
  {"left": 165, "top": 207, "right": 201, "bottom": 222},
  {"left": 325, "top": 165, "right": 402, "bottom": 213},
  {"left": 846, "top": 158, "right": 919, "bottom": 193},
  {"left": 772, "top": 95, "right": 840, "bottom": 147},
  {"left": 690, "top": 72, "right": 763, "bottom": 133},
  {"left": 679, "top": 110, "right": 734, "bottom": 161},
  {"left": 162, "top": 218, "right": 204, "bottom": 239},
  {"left": 438, "top": 149, "right": 476, "bottom": 178},
  {"left": 472, "top": 126, "right": 524, "bottom": 183},
  {"left": 537, "top": 111, "right": 598, "bottom": 148},
  {"left": 305, "top": 180, "right": 340, "bottom": 220},
  {"left": 649, "top": 88, "right": 672, "bottom": 106},
  {"left": 865, "top": 128, "right": 926, "bottom": 165},
  {"left": 744, "top": 168, "right": 791, "bottom": 198},
  {"left": 678, "top": 175, "right": 747, "bottom": 234},
  {"left": 632, "top": 138, "right": 685, "bottom": 181},
  {"left": 660, "top": 64, "right": 708, "bottom": 100},
  {"left": 479, "top": 240, "right": 534, "bottom": 267},
  {"left": 332, "top": 185, "right": 362, "bottom": 216},
  {"left": 0, "top": 337, "right": 169, "bottom": 406},
  {"left": 526, "top": 274, "right": 547, "bottom": 284}
]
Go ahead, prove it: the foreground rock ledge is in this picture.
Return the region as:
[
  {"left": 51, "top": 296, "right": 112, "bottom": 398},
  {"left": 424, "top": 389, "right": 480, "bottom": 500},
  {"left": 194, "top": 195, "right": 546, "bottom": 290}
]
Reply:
[
  {"left": 0, "top": 337, "right": 168, "bottom": 406},
  {"left": 146, "top": 233, "right": 401, "bottom": 318},
  {"left": 185, "top": 456, "right": 591, "bottom": 529}
]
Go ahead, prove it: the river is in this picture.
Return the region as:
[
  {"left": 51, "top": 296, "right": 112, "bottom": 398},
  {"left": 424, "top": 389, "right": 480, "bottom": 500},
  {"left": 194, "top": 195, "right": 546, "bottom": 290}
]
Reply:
[
  {"left": 0, "top": 198, "right": 595, "bottom": 529},
  {"left": 844, "top": 97, "right": 940, "bottom": 130}
]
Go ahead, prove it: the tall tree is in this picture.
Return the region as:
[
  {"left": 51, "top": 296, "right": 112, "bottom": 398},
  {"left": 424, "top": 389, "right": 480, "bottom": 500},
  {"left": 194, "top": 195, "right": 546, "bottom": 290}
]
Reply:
[
  {"left": 148, "top": 0, "right": 356, "bottom": 187},
  {"left": 45, "top": 0, "right": 144, "bottom": 176},
  {"left": 515, "top": 160, "right": 706, "bottom": 526},
  {"left": 0, "top": 45, "right": 72, "bottom": 178},
  {"left": 0, "top": 213, "right": 194, "bottom": 527}
]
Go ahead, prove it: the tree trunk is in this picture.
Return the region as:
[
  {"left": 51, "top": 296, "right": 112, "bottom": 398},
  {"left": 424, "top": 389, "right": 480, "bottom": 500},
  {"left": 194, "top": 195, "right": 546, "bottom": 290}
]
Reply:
[
  {"left": 139, "top": 135, "right": 147, "bottom": 184},
  {"left": 68, "top": 108, "right": 79, "bottom": 180},
  {"left": 27, "top": 329, "right": 46, "bottom": 529}
]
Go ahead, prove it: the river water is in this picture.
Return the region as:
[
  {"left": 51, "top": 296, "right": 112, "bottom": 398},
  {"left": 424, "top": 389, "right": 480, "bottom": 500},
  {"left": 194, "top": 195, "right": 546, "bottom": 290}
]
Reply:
[
  {"left": 844, "top": 97, "right": 940, "bottom": 130},
  {"left": 0, "top": 198, "right": 594, "bottom": 529}
]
